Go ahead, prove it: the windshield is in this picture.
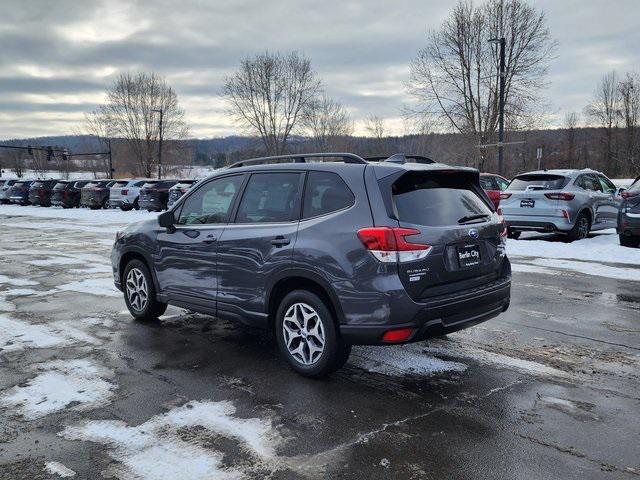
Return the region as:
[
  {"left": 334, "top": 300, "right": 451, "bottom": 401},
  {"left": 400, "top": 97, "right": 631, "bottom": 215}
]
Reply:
[
  {"left": 31, "top": 182, "right": 44, "bottom": 188},
  {"left": 53, "top": 182, "right": 69, "bottom": 190},
  {"left": 508, "top": 174, "right": 568, "bottom": 191},
  {"left": 392, "top": 172, "right": 492, "bottom": 227},
  {"left": 113, "top": 181, "right": 129, "bottom": 188}
]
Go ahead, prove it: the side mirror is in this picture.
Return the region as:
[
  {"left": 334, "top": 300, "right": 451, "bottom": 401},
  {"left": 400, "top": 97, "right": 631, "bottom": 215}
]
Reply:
[{"left": 158, "top": 211, "right": 176, "bottom": 233}]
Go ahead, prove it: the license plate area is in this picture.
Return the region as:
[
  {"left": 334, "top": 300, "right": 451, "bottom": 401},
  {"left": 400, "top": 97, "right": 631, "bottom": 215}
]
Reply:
[
  {"left": 457, "top": 244, "right": 481, "bottom": 268},
  {"left": 520, "top": 199, "right": 535, "bottom": 208}
]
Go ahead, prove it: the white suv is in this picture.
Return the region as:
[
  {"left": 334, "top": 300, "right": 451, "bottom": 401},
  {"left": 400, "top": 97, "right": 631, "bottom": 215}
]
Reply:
[{"left": 109, "top": 179, "right": 156, "bottom": 211}]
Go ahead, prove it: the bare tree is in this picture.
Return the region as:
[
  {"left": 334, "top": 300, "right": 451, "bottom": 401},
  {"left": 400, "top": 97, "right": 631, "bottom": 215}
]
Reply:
[
  {"left": 302, "top": 94, "right": 353, "bottom": 151},
  {"left": 618, "top": 72, "right": 640, "bottom": 173},
  {"left": 93, "top": 72, "right": 189, "bottom": 178},
  {"left": 564, "top": 111, "right": 579, "bottom": 168},
  {"left": 223, "top": 51, "right": 321, "bottom": 155},
  {"left": 585, "top": 71, "right": 621, "bottom": 175},
  {"left": 83, "top": 110, "right": 114, "bottom": 178},
  {"left": 407, "top": 0, "right": 556, "bottom": 152},
  {"left": 364, "top": 115, "right": 386, "bottom": 140}
]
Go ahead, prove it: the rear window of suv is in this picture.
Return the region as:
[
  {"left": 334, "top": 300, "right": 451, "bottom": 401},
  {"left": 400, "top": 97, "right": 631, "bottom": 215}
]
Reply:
[
  {"left": 113, "top": 181, "right": 129, "bottom": 188},
  {"left": 509, "top": 174, "right": 568, "bottom": 191},
  {"left": 392, "top": 172, "right": 492, "bottom": 227},
  {"left": 53, "top": 182, "right": 69, "bottom": 190}
]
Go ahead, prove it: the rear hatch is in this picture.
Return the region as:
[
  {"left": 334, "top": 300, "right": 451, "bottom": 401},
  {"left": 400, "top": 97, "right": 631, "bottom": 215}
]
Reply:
[
  {"left": 168, "top": 180, "right": 196, "bottom": 205},
  {"left": 82, "top": 181, "right": 108, "bottom": 204},
  {"left": 500, "top": 174, "right": 569, "bottom": 217},
  {"left": 109, "top": 181, "right": 130, "bottom": 203},
  {"left": 140, "top": 180, "right": 176, "bottom": 204},
  {"left": 384, "top": 169, "right": 505, "bottom": 300},
  {"left": 51, "top": 182, "right": 70, "bottom": 203}
]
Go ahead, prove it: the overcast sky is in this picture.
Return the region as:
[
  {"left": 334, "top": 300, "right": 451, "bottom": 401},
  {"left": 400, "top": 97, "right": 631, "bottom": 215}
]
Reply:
[{"left": 1, "top": 0, "right": 638, "bottom": 139}]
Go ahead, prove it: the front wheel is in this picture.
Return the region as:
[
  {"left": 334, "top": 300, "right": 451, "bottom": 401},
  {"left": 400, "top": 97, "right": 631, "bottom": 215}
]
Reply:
[
  {"left": 620, "top": 234, "right": 640, "bottom": 248},
  {"left": 275, "top": 290, "right": 349, "bottom": 377},
  {"left": 123, "top": 259, "right": 167, "bottom": 321}
]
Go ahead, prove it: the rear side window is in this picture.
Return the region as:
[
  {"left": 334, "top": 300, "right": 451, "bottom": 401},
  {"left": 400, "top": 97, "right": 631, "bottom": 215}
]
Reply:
[
  {"left": 236, "top": 172, "right": 302, "bottom": 223},
  {"left": 509, "top": 174, "right": 568, "bottom": 191},
  {"left": 302, "top": 172, "right": 354, "bottom": 219},
  {"left": 576, "top": 175, "right": 601, "bottom": 192},
  {"left": 392, "top": 172, "right": 492, "bottom": 227}
]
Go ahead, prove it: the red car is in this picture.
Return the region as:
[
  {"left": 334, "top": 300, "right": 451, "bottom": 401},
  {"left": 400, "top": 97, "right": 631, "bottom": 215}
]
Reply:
[{"left": 480, "top": 173, "right": 510, "bottom": 209}]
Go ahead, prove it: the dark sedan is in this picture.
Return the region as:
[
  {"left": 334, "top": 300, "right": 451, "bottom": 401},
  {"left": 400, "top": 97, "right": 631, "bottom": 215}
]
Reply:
[
  {"left": 51, "top": 180, "right": 91, "bottom": 208},
  {"left": 28, "top": 179, "right": 59, "bottom": 207},
  {"left": 138, "top": 180, "right": 178, "bottom": 211},
  {"left": 80, "top": 180, "right": 115, "bottom": 209},
  {"left": 9, "top": 181, "right": 34, "bottom": 205}
]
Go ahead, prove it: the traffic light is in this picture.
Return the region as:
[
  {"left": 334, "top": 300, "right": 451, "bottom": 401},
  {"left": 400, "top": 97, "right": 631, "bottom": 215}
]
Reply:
[{"left": 46, "top": 146, "right": 53, "bottom": 161}]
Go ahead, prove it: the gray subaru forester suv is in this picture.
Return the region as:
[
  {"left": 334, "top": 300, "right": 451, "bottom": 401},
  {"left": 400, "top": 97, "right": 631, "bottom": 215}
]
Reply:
[
  {"left": 501, "top": 168, "right": 622, "bottom": 241},
  {"left": 111, "top": 153, "right": 511, "bottom": 377}
]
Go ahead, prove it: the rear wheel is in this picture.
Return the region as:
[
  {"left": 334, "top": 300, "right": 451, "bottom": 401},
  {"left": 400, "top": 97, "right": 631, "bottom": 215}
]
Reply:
[
  {"left": 620, "top": 234, "right": 640, "bottom": 248},
  {"left": 566, "top": 212, "right": 590, "bottom": 242},
  {"left": 275, "top": 290, "right": 349, "bottom": 377},
  {"left": 133, "top": 197, "right": 140, "bottom": 210},
  {"left": 123, "top": 259, "right": 167, "bottom": 321}
]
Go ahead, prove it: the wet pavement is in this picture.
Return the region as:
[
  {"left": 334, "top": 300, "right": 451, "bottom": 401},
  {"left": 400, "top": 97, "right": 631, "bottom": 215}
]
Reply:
[{"left": 0, "top": 211, "right": 638, "bottom": 479}]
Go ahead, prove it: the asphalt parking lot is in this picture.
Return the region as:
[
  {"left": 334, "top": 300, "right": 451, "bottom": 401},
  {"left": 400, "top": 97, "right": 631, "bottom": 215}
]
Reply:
[{"left": 0, "top": 210, "right": 639, "bottom": 479}]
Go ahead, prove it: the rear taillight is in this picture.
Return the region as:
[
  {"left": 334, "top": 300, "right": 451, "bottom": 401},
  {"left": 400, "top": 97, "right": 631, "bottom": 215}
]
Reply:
[
  {"left": 121, "top": 189, "right": 129, "bottom": 195},
  {"left": 621, "top": 191, "right": 639, "bottom": 199},
  {"left": 357, "top": 227, "right": 432, "bottom": 263},
  {"left": 382, "top": 328, "right": 416, "bottom": 343},
  {"left": 544, "top": 192, "right": 575, "bottom": 201},
  {"left": 499, "top": 193, "right": 511, "bottom": 200}
]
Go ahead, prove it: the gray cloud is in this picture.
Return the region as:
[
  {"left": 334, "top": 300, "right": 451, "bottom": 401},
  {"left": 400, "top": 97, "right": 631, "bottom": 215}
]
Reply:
[{"left": 0, "top": 0, "right": 639, "bottom": 139}]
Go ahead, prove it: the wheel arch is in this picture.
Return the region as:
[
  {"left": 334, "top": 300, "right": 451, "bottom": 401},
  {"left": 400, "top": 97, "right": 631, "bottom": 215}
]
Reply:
[
  {"left": 119, "top": 247, "right": 161, "bottom": 294},
  {"left": 267, "top": 270, "right": 345, "bottom": 332}
]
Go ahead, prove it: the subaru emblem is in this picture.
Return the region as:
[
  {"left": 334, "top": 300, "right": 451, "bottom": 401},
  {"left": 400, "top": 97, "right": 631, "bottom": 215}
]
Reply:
[{"left": 469, "top": 228, "right": 479, "bottom": 239}]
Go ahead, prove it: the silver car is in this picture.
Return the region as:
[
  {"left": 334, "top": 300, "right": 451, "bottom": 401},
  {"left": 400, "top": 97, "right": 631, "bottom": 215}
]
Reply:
[
  {"left": 500, "top": 169, "right": 623, "bottom": 241},
  {"left": 0, "top": 179, "right": 18, "bottom": 203},
  {"left": 109, "top": 179, "right": 156, "bottom": 211}
]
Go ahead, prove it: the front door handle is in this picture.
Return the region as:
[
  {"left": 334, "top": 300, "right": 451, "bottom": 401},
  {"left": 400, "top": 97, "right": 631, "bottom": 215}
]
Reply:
[
  {"left": 271, "top": 236, "right": 291, "bottom": 247},
  {"left": 202, "top": 234, "right": 217, "bottom": 244}
]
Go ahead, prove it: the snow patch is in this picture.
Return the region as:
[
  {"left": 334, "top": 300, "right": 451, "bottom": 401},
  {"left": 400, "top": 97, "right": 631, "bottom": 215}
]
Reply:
[
  {"left": 524, "top": 258, "right": 640, "bottom": 281},
  {"left": 350, "top": 344, "right": 468, "bottom": 377},
  {"left": 0, "top": 358, "right": 116, "bottom": 419},
  {"left": 44, "top": 461, "right": 76, "bottom": 477},
  {"left": 61, "top": 400, "right": 282, "bottom": 479},
  {"left": 57, "top": 278, "right": 120, "bottom": 297},
  {"left": 0, "top": 274, "right": 38, "bottom": 287}
]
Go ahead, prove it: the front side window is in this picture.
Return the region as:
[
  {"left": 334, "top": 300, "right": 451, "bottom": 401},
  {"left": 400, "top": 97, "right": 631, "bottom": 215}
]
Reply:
[
  {"left": 303, "top": 171, "right": 354, "bottom": 218},
  {"left": 177, "top": 175, "right": 244, "bottom": 225},
  {"left": 236, "top": 172, "right": 302, "bottom": 223},
  {"left": 597, "top": 175, "right": 617, "bottom": 194}
]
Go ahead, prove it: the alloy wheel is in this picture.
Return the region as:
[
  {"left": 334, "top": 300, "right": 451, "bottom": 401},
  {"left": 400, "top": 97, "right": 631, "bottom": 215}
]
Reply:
[
  {"left": 282, "top": 302, "right": 326, "bottom": 366},
  {"left": 578, "top": 217, "right": 589, "bottom": 239},
  {"left": 126, "top": 268, "right": 148, "bottom": 312}
]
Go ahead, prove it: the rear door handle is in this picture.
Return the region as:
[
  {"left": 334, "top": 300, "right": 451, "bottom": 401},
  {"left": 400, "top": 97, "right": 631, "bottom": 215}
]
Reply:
[
  {"left": 202, "top": 234, "right": 217, "bottom": 244},
  {"left": 271, "top": 236, "right": 291, "bottom": 247}
]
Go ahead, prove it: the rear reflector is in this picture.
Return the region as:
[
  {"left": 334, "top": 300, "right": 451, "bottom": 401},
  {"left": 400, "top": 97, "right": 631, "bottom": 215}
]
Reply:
[
  {"left": 544, "top": 192, "right": 575, "bottom": 201},
  {"left": 382, "top": 328, "right": 416, "bottom": 343},
  {"left": 357, "top": 227, "right": 432, "bottom": 263},
  {"left": 499, "top": 193, "right": 511, "bottom": 199}
]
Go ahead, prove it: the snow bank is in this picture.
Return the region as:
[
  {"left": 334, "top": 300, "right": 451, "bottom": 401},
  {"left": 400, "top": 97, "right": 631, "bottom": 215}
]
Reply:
[
  {"left": 0, "top": 204, "right": 156, "bottom": 225},
  {"left": 44, "top": 462, "right": 76, "bottom": 478}
]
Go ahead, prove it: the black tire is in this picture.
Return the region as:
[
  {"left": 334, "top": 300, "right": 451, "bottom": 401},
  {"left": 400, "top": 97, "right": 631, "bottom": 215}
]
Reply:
[
  {"left": 120, "top": 205, "right": 132, "bottom": 211},
  {"left": 133, "top": 197, "right": 140, "bottom": 210},
  {"left": 122, "top": 259, "right": 167, "bottom": 321},
  {"left": 275, "top": 289, "right": 348, "bottom": 378},
  {"left": 102, "top": 197, "right": 109, "bottom": 209},
  {"left": 507, "top": 229, "right": 521, "bottom": 240},
  {"left": 620, "top": 234, "right": 640, "bottom": 248},
  {"left": 566, "top": 212, "right": 590, "bottom": 242}
]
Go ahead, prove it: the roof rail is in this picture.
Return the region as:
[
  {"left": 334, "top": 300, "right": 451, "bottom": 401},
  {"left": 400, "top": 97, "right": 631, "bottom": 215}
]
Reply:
[
  {"left": 228, "top": 152, "right": 367, "bottom": 169},
  {"left": 364, "top": 153, "right": 435, "bottom": 165}
]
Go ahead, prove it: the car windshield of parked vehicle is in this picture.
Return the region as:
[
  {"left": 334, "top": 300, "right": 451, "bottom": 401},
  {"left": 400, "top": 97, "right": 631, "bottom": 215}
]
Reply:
[
  {"left": 177, "top": 175, "right": 244, "bottom": 225},
  {"left": 303, "top": 171, "right": 354, "bottom": 218},
  {"left": 13, "top": 182, "right": 27, "bottom": 188},
  {"left": 31, "top": 181, "right": 44, "bottom": 188},
  {"left": 236, "top": 172, "right": 302, "bottom": 223},
  {"left": 393, "top": 172, "right": 492, "bottom": 227},
  {"left": 84, "top": 182, "right": 100, "bottom": 189},
  {"left": 508, "top": 174, "right": 568, "bottom": 191},
  {"left": 53, "top": 182, "right": 69, "bottom": 190}
]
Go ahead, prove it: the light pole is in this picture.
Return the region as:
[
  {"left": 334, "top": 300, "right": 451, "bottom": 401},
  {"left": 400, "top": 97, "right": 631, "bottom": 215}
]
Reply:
[
  {"left": 489, "top": 37, "right": 506, "bottom": 176},
  {"left": 152, "top": 108, "right": 164, "bottom": 179}
]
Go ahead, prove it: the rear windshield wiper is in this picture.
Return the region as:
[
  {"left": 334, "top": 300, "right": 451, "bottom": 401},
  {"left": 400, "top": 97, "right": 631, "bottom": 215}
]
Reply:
[{"left": 458, "top": 214, "right": 490, "bottom": 224}]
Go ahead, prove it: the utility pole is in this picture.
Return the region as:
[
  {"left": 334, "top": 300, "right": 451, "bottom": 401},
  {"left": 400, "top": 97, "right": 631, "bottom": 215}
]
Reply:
[
  {"left": 152, "top": 108, "right": 164, "bottom": 179},
  {"left": 489, "top": 37, "right": 506, "bottom": 176},
  {"left": 108, "top": 138, "right": 114, "bottom": 177}
]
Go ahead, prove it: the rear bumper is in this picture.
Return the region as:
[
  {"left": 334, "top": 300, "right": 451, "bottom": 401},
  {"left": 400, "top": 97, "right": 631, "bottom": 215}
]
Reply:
[
  {"left": 505, "top": 214, "right": 571, "bottom": 233},
  {"left": 139, "top": 198, "right": 165, "bottom": 210},
  {"left": 340, "top": 275, "right": 511, "bottom": 345},
  {"left": 618, "top": 214, "right": 640, "bottom": 235}
]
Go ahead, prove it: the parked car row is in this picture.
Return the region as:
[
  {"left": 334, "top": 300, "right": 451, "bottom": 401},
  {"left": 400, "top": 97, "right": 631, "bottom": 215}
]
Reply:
[{"left": 0, "top": 178, "right": 199, "bottom": 211}]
